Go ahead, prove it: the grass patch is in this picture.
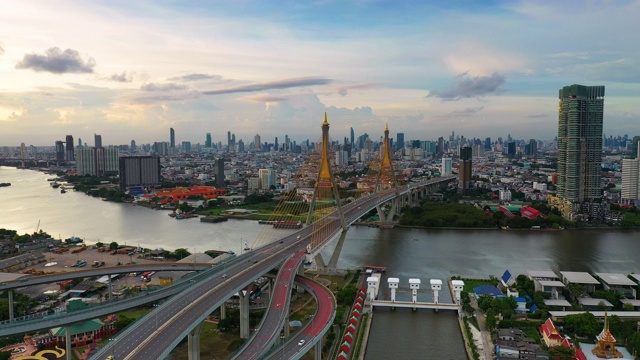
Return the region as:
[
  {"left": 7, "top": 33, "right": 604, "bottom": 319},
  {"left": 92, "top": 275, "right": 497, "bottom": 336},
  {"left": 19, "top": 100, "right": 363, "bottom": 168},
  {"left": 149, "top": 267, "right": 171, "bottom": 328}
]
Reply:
[{"left": 455, "top": 277, "right": 498, "bottom": 293}]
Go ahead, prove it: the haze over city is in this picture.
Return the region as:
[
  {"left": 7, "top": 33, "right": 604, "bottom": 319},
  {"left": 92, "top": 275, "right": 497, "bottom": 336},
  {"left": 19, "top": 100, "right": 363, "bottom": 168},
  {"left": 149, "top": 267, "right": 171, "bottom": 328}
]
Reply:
[{"left": 1, "top": 0, "right": 639, "bottom": 146}]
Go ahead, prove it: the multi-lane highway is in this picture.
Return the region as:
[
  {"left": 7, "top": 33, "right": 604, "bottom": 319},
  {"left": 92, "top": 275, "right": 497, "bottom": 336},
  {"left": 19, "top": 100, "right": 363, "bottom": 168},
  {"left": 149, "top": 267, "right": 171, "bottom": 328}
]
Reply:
[{"left": 88, "top": 175, "right": 455, "bottom": 359}]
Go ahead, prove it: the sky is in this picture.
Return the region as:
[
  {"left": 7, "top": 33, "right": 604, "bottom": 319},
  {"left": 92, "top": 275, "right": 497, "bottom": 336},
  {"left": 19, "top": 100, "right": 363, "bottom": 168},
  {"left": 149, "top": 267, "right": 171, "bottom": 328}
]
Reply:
[{"left": 1, "top": 0, "right": 639, "bottom": 146}]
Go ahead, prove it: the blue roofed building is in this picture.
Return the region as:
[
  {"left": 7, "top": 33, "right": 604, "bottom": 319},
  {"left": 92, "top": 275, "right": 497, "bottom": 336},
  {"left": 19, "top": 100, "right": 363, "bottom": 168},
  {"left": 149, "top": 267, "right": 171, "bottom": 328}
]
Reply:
[
  {"left": 500, "top": 269, "right": 515, "bottom": 288},
  {"left": 474, "top": 285, "right": 504, "bottom": 298}
]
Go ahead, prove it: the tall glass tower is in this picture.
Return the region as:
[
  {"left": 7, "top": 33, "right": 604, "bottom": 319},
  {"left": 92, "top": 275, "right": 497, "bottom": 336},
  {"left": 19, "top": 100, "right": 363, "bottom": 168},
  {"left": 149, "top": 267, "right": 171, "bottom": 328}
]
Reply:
[{"left": 557, "top": 84, "right": 604, "bottom": 202}]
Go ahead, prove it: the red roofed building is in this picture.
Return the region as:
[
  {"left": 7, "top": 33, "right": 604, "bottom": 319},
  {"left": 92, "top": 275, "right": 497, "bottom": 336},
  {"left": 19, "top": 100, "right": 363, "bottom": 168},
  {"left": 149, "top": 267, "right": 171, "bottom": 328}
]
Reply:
[
  {"left": 520, "top": 206, "right": 544, "bottom": 220},
  {"left": 539, "top": 318, "right": 563, "bottom": 347},
  {"left": 143, "top": 186, "right": 225, "bottom": 204}
]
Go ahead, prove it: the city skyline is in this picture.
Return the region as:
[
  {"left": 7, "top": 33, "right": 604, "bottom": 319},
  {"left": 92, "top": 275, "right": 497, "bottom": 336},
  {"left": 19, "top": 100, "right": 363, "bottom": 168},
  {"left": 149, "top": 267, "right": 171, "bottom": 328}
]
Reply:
[{"left": 1, "top": 1, "right": 639, "bottom": 145}]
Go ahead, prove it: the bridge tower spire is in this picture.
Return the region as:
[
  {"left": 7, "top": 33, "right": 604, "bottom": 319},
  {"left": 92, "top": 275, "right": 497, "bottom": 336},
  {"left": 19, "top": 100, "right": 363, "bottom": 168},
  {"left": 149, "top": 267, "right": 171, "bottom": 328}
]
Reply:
[
  {"left": 306, "top": 113, "right": 347, "bottom": 231},
  {"left": 374, "top": 122, "right": 399, "bottom": 193}
]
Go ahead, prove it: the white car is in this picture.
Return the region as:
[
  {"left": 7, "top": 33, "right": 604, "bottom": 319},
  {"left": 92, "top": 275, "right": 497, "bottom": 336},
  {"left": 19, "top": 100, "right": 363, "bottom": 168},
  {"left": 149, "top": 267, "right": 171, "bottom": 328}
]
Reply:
[
  {"left": 298, "top": 339, "right": 305, "bottom": 346},
  {"left": 297, "top": 235, "right": 301, "bottom": 239}
]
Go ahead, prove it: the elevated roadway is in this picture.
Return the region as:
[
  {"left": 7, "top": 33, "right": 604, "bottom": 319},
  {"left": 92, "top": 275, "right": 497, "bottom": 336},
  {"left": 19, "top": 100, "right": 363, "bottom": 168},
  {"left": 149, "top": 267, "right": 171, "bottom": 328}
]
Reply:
[
  {"left": 264, "top": 276, "right": 336, "bottom": 360},
  {"left": 0, "top": 263, "right": 213, "bottom": 291},
  {"left": 86, "top": 175, "right": 454, "bottom": 359},
  {"left": 232, "top": 251, "right": 306, "bottom": 359}
]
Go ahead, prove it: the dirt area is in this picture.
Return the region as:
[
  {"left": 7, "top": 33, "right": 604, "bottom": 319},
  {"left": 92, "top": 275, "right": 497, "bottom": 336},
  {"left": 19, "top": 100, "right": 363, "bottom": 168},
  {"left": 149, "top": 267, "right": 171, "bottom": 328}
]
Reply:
[{"left": 15, "top": 247, "right": 169, "bottom": 297}]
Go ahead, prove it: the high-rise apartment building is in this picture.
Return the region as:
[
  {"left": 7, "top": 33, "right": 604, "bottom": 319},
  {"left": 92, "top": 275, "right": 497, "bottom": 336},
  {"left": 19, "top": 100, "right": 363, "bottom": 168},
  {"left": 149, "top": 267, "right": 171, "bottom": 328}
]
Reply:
[
  {"left": 169, "top": 128, "right": 175, "bottom": 148},
  {"left": 557, "top": 84, "right": 604, "bottom": 202},
  {"left": 205, "top": 133, "right": 212, "bottom": 148},
  {"left": 350, "top": 128, "right": 355, "bottom": 149},
  {"left": 118, "top": 156, "right": 161, "bottom": 190},
  {"left": 215, "top": 159, "right": 225, "bottom": 187},
  {"left": 458, "top": 146, "right": 472, "bottom": 194},
  {"left": 441, "top": 158, "right": 452, "bottom": 175},
  {"left": 622, "top": 141, "right": 640, "bottom": 205},
  {"left": 258, "top": 169, "right": 276, "bottom": 190},
  {"left": 76, "top": 147, "right": 119, "bottom": 176}
]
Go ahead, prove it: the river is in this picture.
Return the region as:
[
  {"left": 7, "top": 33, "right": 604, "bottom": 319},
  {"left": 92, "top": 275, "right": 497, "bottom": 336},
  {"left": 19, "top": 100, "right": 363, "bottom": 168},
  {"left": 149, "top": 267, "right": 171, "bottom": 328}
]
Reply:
[{"left": 2, "top": 166, "right": 639, "bottom": 359}]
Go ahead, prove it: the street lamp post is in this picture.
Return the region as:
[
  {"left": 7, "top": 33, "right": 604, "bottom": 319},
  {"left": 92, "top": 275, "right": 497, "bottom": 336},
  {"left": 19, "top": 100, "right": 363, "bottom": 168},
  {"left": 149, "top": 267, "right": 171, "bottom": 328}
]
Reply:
[{"left": 153, "top": 303, "right": 160, "bottom": 331}]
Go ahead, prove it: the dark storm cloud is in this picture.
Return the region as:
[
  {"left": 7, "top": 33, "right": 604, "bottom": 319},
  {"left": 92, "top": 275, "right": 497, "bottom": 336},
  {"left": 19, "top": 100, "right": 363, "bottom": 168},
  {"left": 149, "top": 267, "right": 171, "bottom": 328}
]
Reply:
[
  {"left": 202, "top": 76, "right": 331, "bottom": 95},
  {"left": 16, "top": 47, "right": 96, "bottom": 74},
  {"left": 140, "top": 83, "right": 187, "bottom": 91},
  {"left": 168, "top": 73, "right": 223, "bottom": 82},
  {"left": 108, "top": 72, "right": 133, "bottom": 82},
  {"left": 428, "top": 72, "right": 505, "bottom": 101}
]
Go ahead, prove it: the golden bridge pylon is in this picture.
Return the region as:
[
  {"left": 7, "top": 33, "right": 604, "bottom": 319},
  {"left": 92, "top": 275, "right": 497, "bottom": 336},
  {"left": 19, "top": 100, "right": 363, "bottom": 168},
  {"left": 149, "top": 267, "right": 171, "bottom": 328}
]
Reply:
[
  {"left": 306, "top": 113, "right": 348, "bottom": 253},
  {"left": 369, "top": 123, "right": 400, "bottom": 227},
  {"left": 373, "top": 123, "right": 399, "bottom": 193}
]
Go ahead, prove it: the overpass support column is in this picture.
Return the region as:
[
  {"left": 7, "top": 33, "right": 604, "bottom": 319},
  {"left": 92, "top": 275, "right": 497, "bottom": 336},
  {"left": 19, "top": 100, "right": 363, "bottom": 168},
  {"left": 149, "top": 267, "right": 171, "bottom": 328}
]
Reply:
[
  {"left": 188, "top": 322, "right": 203, "bottom": 360},
  {"left": 220, "top": 301, "right": 226, "bottom": 320},
  {"left": 239, "top": 290, "right": 250, "bottom": 339},
  {"left": 108, "top": 274, "right": 112, "bottom": 301},
  {"left": 327, "top": 230, "right": 348, "bottom": 271},
  {"left": 8, "top": 290, "right": 14, "bottom": 321},
  {"left": 315, "top": 342, "right": 322, "bottom": 360},
  {"left": 65, "top": 326, "right": 71, "bottom": 360}
]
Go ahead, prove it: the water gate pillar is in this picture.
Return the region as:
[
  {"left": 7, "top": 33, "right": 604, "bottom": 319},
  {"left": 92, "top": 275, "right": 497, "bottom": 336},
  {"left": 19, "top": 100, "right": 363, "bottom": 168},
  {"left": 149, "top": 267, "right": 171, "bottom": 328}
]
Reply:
[
  {"left": 451, "top": 280, "right": 465, "bottom": 304},
  {"left": 188, "top": 322, "right": 203, "bottom": 360},
  {"left": 430, "top": 279, "right": 442, "bottom": 304},
  {"left": 366, "top": 276, "right": 379, "bottom": 302},
  {"left": 409, "top": 278, "right": 421, "bottom": 304},
  {"left": 388, "top": 278, "right": 399, "bottom": 302},
  {"left": 239, "top": 290, "right": 250, "bottom": 339}
]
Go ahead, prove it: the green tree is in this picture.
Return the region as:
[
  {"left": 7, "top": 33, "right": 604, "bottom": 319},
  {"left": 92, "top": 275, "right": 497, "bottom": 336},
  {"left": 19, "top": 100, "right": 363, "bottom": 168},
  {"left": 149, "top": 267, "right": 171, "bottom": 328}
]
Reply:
[
  {"left": 548, "top": 346, "right": 575, "bottom": 360},
  {"left": 563, "top": 312, "right": 600, "bottom": 338},
  {"left": 114, "top": 315, "right": 135, "bottom": 330},
  {"left": 95, "top": 242, "right": 104, "bottom": 248},
  {"left": 109, "top": 242, "right": 119, "bottom": 250},
  {"left": 627, "top": 331, "right": 640, "bottom": 356},
  {"left": 174, "top": 248, "right": 191, "bottom": 259},
  {"left": 0, "top": 351, "right": 12, "bottom": 360},
  {"left": 336, "top": 284, "right": 358, "bottom": 306}
]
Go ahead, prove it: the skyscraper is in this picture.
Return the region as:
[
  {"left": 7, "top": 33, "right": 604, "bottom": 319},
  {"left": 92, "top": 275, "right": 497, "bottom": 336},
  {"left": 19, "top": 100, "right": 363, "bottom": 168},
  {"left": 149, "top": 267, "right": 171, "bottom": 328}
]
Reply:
[
  {"left": 94, "top": 133, "right": 102, "bottom": 148},
  {"left": 396, "top": 133, "right": 404, "bottom": 151},
  {"left": 557, "top": 84, "right": 604, "bottom": 202},
  {"left": 254, "top": 134, "right": 261, "bottom": 151},
  {"left": 350, "top": 127, "right": 355, "bottom": 149},
  {"left": 170, "top": 128, "right": 175, "bottom": 148},
  {"left": 55, "top": 141, "right": 65, "bottom": 162},
  {"left": 65, "top": 135, "right": 75, "bottom": 161},
  {"left": 205, "top": 133, "right": 212, "bottom": 148},
  {"left": 215, "top": 159, "right": 225, "bottom": 187}
]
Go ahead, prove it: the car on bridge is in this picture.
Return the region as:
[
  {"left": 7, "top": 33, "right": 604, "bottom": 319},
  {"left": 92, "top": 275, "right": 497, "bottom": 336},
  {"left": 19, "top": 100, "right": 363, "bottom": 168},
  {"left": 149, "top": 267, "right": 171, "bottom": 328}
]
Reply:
[{"left": 298, "top": 339, "right": 305, "bottom": 346}]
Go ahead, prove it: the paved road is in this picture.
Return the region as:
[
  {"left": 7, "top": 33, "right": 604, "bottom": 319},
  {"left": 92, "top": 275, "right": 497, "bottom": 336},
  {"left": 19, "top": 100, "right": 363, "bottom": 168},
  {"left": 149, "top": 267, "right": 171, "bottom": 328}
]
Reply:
[
  {"left": 0, "top": 263, "right": 211, "bottom": 291},
  {"left": 90, "top": 176, "right": 454, "bottom": 359},
  {"left": 265, "top": 276, "right": 336, "bottom": 360}
]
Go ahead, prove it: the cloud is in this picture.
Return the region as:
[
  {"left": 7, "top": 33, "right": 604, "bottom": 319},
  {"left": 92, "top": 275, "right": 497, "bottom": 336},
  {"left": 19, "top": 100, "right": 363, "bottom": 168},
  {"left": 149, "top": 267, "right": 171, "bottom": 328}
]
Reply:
[
  {"left": 140, "top": 83, "right": 187, "bottom": 91},
  {"left": 107, "top": 72, "right": 133, "bottom": 82},
  {"left": 334, "top": 83, "right": 374, "bottom": 96},
  {"left": 451, "top": 106, "right": 485, "bottom": 116},
  {"left": 168, "top": 73, "right": 223, "bottom": 82},
  {"left": 202, "top": 76, "right": 331, "bottom": 95},
  {"left": 428, "top": 72, "right": 506, "bottom": 101},
  {"left": 240, "top": 94, "right": 291, "bottom": 103},
  {"left": 16, "top": 47, "right": 96, "bottom": 74},
  {"left": 527, "top": 113, "right": 549, "bottom": 118}
]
